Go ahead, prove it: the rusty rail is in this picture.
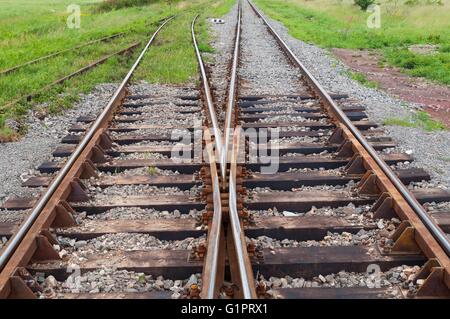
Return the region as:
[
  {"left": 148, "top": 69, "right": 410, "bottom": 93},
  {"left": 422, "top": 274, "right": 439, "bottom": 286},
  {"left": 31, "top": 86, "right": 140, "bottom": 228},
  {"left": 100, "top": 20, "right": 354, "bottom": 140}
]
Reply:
[
  {"left": 0, "top": 18, "right": 174, "bottom": 297},
  {"left": 193, "top": 8, "right": 257, "bottom": 299},
  {"left": 191, "top": 15, "right": 225, "bottom": 179},
  {"left": 225, "top": 1, "right": 257, "bottom": 299},
  {"left": 0, "top": 33, "right": 125, "bottom": 77},
  {"left": 0, "top": 42, "right": 141, "bottom": 113},
  {"left": 192, "top": 15, "right": 227, "bottom": 299}
]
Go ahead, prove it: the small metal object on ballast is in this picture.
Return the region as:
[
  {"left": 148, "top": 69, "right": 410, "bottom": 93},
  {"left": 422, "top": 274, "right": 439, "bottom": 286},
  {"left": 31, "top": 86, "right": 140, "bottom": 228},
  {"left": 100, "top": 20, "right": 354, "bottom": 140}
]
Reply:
[{"left": 210, "top": 18, "right": 225, "bottom": 24}]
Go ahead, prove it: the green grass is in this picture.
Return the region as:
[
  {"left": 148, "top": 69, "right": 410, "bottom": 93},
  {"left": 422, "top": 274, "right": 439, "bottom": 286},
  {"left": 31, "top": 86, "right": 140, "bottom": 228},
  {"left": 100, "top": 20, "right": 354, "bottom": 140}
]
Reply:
[
  {"left": 0, "top": 0, "right": 235, "bottom": 140},
  {"left": 345, "top": 70, "right": 378, "bottom": 88},
  {"left": 0, "top": 0, "right": 176, "bottom": 140},
  {"left": 198, "top": 43, "right": 215, "bottom": 53},
  {"left": 147, "top": 166, "right": 158, "bottom": 175},
  {"left": 97, "top": 0, "right": 164, "bottom": 11},
  {"left": 134, "top": 0, "right": 235, "bottom": 83},
  {"left": 134, "top": 13, "right": 199, "bottom": 84},
  {"left": 384, "top": 47, "right": 450, "bottom": 84},
  {"left": 384, "top": 111, "right": 447, "bottom": 131},
  {"left": 253, "top": 0, "right": 450, "bottom": 85}
]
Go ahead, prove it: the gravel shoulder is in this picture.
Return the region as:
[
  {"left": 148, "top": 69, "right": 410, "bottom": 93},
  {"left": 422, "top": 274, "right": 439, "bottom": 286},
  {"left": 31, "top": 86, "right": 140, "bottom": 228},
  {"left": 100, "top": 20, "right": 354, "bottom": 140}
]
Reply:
[
  {"left": 238, "top": 1, "right": 302, "bottom": 96},
  {"left": 206, "top": 5, "right": 239, "bottom": 123},
  {"left": 261, "top": 13, "right": 450, "bottom": 188},
  {"left": 0, "top": 84, "right": 118, "bottom": 205}
]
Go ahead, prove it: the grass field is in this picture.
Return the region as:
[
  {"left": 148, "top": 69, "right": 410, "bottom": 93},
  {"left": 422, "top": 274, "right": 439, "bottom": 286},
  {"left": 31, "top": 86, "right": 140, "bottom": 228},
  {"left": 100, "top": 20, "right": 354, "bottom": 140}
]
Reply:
[
  {"left": 135, "top": 0, "right": 235, "bottom": 83},
  {"left": 0, "top": 0, "right": 234, "bottom": 140},
  {"left": 253, "top": 0, "right": 450, "bottom": 85}
]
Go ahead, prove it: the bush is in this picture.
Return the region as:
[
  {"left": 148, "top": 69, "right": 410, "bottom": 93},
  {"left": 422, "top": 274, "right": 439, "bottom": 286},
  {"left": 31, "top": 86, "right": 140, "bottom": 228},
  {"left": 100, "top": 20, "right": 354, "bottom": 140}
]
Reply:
[
  {"left": 97, "top": 0, "right": 162, "bottom": 12},
  {"left": 440, "top": 44, "right": 450, "bottom": 53},
  {"left": 405, "top": 0, "right": 419, "bottom": 5},
  {"left": 354, "top": 0, "right": 375, "bottom": 10}
]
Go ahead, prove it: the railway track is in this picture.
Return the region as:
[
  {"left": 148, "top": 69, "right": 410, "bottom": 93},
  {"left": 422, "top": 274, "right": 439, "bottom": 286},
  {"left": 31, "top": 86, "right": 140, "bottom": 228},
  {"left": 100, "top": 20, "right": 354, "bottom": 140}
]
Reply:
[
  {"left": 217, "top": 0, "right": 450, "bottom": 299},
  {"left": 0, "top": 15, "right": 224, "bottom": 299},
  {"left": 0, "top": 0, "right": 449, "bottom": 300}
]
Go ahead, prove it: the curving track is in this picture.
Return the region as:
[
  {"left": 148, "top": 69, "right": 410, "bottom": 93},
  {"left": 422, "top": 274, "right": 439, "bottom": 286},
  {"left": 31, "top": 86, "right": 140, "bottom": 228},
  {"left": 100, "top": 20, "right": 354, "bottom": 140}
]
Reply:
[{"left": 0, "top": 15, "right": 222, "bottom": 299}]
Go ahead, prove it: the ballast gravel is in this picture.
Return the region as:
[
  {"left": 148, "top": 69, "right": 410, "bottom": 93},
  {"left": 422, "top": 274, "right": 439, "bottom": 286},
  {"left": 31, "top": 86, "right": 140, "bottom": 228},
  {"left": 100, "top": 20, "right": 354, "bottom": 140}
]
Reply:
[
  {"left": 129, "top": 82, "right": 198, "bottom": 98},
  {"left": 36, "top": 270, "right": 202, "bottom": 299},
  {"left": 0, "top": 84, "right": 117, "bottom": 205},
  {"left": 247, "top": 228, "right": 389, "bottom": 250},
  {"left": 0, "top": 209, "right": 30, "bottom": 223},
  {"left": 206, "top": 4, "right": 239, "bottom": 123},
  {"left": 258, "top": 265, "right": 421, "bottom": 299},
  {"left": 98, "top": 167, "right": 181, "bottom": 177},
  {"left": 55, "top": 233, "right": 206, "bottom": 260},
  {"left": 247, "top": 181, "right": 357, "bottom": 194},
  {"left": 239, "top": 0, "right": 301, "bottom": 96},
  {"left": 74, "top": 207, "right": 204, "bottom": 222},
  {"left": 84, "top": 184, "right": 202, "bottom": 198},
  {"left": 248, "top": 203, "right": 386, "bottom": 227}
]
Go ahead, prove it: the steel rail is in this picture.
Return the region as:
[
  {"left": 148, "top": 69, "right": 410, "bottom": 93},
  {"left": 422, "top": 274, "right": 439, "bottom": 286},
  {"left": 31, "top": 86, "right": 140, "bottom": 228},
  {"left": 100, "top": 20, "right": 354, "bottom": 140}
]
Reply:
[
  {"left": 223, "top": 1, "right": 242, "bottom": 184},
  {"left": 229, "top": 129, "right": 256, "bottom": 299},
  {"left": 225, "top": 2, "right": 256, "bottom": 299},
  {"left": 0, "top": 33, "right": 125, "bottom": 77},
  {"left": 0, "top": 17, "right": 174, "bottom": 272},
  {"left": 191, "top": 15, "right": 226, "bottom": 299},
  {"left": 247, "top": 0, "right": 450, "bottom": 256},
  {"left": 0, "top": 42, "right": 142, "bottom": 113},
  {"left": 191, "top": 15, "right": 225, "bottom": 181},
  {"left": 201, "top": 129, "right": 224, "bottom": 299}
]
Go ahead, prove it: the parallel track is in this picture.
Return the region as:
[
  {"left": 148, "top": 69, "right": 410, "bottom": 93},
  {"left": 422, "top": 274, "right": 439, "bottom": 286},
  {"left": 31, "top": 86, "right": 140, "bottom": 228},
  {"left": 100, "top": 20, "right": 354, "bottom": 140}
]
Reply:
[{"left": 223, "top": 0, "right": 450, "bottom": 299}]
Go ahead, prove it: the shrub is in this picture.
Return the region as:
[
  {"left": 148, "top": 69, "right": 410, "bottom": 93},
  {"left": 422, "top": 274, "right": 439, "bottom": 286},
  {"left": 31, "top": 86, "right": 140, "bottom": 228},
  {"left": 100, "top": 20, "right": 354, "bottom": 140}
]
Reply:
[
  {"left": 354, "top": 0, "right": 375, "bottom": 10},
  {"left": 440, "top": 44, "right": 450, "bottom": 53},
  {"left": 404, "top": 0, "right": 419, "bottom": 5},
  {"left": 97, "top": 0, "right": 162, "bottom": 12}
]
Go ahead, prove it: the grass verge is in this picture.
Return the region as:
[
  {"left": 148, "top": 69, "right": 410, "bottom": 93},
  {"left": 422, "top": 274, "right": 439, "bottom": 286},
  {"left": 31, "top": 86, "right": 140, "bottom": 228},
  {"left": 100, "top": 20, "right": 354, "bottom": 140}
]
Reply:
[
  {"left": 384, "top": 111, "right": 447, "bottom": 131},
  {"left": 253, "top": 0, "right": 450, "bottom": 85},
  {"left": 344, "top": 70, "right": 378, "bottom": 88}
]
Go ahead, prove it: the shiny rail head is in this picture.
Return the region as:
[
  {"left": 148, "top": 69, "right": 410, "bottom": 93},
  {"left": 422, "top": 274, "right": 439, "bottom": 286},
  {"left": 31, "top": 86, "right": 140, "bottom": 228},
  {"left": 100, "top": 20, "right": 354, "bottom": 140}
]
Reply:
[
  {"left": 200, "top": 129, "right": 224, "bottom": 299},
  {"left": 191, "top": 18, "right": 226, "bottom": 299},
  {"left": 226, "top": 7, "right": 258, "bottom": 295},
  {"left": 223, "top": 1, "right": 242, "bottom": 185},
  {"left": 191, "top": 14, "right": 225, "bottom": 181}
]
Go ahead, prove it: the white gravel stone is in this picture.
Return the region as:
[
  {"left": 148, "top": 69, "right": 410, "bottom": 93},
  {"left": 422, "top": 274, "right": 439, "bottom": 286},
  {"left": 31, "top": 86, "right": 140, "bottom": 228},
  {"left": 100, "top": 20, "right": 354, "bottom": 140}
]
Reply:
[
  {"left": 259, "top": 264, "right": 421, "bottom": 299},
  {"left": 35, "top": 268, "right": 202, "bottom": 298},
  {"left": 0, "top": 84, "right": 118, "bottom": 206},
  {"left": 239, "top": 1, "right": 301, "bottom": 96}
]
